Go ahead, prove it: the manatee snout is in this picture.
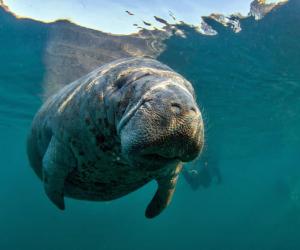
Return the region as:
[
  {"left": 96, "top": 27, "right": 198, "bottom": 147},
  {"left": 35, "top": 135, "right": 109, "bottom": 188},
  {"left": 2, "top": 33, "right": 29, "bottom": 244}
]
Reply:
[{"left": 120, "top": 84, "right": 204, "bottom": 168}]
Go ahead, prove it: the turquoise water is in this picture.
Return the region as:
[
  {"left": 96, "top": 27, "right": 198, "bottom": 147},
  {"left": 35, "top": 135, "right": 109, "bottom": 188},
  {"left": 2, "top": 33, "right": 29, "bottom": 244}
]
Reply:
[{"left": 1, "top": 1, "right": 300, "bottom": 250}]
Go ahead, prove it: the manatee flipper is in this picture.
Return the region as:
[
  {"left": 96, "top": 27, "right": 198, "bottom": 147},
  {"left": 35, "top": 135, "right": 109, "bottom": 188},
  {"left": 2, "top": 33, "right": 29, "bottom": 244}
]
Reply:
[
  {"left": 42, "top": 136, "right": 76, "bottom": 210},
  {"left": 145, "top": 163, "right": 183, "bottom": 218}
]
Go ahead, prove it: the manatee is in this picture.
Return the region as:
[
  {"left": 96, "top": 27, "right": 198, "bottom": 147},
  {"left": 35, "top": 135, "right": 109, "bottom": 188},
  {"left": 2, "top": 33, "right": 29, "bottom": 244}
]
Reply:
[{"left": 27, "top": 57, "right": 204, "bottom": 218}]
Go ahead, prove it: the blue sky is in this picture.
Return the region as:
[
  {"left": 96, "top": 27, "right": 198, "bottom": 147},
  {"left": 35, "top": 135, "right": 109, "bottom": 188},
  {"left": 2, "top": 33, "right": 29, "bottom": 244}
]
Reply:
[{"left": 3, "top": 0, "right": 282, "bottom": 34}]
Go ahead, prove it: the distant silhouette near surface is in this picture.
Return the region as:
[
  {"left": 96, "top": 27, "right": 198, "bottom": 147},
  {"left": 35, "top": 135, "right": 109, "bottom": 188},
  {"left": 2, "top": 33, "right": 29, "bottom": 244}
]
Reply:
[{"left": 182, "top": 147, "right": 222, "bottom": 190}]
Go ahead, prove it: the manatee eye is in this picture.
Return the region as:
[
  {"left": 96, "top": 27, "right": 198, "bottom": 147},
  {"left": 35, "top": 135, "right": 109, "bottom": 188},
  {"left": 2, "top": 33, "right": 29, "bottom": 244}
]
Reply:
[
  {"left": 171, "top": 103, "right": 181, "bottom": 114},
  {"left": 142, "top": 98, "right": 153, "bottom": 109}
]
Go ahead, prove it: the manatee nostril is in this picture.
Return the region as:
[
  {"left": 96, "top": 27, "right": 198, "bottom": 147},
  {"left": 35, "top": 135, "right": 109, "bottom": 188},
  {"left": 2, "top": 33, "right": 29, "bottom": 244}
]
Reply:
[
  {"left": 190, "top": 107, "right": 197, "bottom": 113},
  {"left": 171, "top": 103, "right": 181, "bottom": 114}
]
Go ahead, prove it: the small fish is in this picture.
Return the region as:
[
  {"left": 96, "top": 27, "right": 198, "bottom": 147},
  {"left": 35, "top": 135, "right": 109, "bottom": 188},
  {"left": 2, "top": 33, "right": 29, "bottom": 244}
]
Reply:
[
  {"left": 143, "top": 21, "right": 152, "bottom": 26},
  {"left": 169, "top": 10, "right": 176, "bottom": 21},
  {"left": 133, "top": 24, "right": 143, "bottom": 29},
  {"left": 154, "top": 16, "right": 169, "bottom": 26},
  {"left": 125, "top": 10, "right": 134, "bottom": 16}
]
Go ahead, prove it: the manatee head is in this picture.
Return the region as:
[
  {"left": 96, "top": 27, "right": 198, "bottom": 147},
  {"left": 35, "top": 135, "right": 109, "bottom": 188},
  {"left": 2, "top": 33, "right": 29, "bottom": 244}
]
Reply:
[{"left": 117, "top": 73, "right": 204, "bottom": 170}]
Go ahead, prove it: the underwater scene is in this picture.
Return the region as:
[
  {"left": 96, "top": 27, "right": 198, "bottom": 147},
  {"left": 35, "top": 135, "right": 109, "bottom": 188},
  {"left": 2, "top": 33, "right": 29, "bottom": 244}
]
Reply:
[{"left": 0, "top": 0, "right": 300, "bottom": 249}]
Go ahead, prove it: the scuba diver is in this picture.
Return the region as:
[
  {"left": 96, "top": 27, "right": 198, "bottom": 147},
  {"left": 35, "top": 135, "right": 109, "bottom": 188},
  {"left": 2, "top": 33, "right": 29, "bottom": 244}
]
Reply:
[{"left": 182, "top": 144, "right": 222, "bottom": 190}]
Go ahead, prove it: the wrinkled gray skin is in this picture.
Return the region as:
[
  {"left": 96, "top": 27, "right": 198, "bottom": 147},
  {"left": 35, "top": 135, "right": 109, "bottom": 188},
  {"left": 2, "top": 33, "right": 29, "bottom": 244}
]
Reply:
[{"left": 27, "top": 57, "right": 204, "bottom": 218}]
